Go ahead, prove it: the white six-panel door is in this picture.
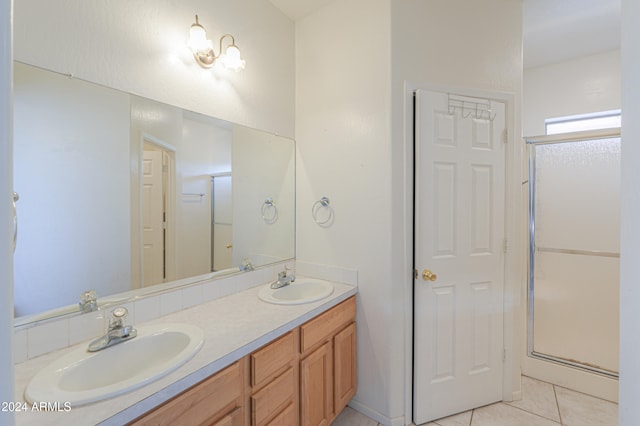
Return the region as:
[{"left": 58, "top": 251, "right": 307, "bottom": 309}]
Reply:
[
  {"left": 142, "top": 149, "right": 164, "bottom": 286},
  {"left": 413, "top": 89, "right": 506, "bottom": 423}
]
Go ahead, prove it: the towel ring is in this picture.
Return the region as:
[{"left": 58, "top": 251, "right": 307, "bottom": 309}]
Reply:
[
  {"left": 262, "top": 197, "right": 278, "bottom": 224},
  {"left": 312, "top": 196, "right": 334, "bottom": 225}
]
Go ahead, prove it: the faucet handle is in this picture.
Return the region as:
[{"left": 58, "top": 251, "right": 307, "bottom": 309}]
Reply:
[
  {"left": 79, "top": 290, "right": 97, "bottom": 313},
  {"left": 112, "top": 307, "right": 128, "bottom": 318},
  {"left": 109, "top": 307, "right": 129, "bottom": 329},
  {"left": 278, "top": 266, "right": 290, "bottom": 279}
]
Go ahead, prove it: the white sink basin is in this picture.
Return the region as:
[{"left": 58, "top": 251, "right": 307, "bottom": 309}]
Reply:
[
  {"left": 25, "top": 323, "right": 204, "bottom": 407},
  {"left": 258, "top": 277, "right": 333, "bottom": 305}
]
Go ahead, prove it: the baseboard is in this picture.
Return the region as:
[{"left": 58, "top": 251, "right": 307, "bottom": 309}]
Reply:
[
  {"left": 348, "top": 400, "right": 407, "bottom": 426},
  {"left": 509, "top": 389, "right": 523, "bottom": 402}
]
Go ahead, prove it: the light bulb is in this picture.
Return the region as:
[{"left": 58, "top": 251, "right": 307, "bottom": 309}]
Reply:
[
  {"left": 220, "top": 45, "right": 246, "bottom": 71},
  {"left": 187, "top": 19, "right": 211, "bottom": 54}
]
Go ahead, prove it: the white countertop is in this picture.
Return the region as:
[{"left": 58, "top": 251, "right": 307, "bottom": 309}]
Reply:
[{"left": 14, "top": 279, "right": 357, "bottom": 425}]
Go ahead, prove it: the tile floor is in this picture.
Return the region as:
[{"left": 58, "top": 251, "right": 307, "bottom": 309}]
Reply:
[{"left": 332, "top": 376, "right": 618, "bottom": 426}]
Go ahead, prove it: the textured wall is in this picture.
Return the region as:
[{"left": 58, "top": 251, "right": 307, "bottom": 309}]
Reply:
[
  {"left": 297, "top": 1, "right": 522, "bottom": 424},
  {"left": 524, "top": 50, "right": 621, "bottom": 136},
  {"left": 13, "top": 0, "right": 295, "bottom": 138}
]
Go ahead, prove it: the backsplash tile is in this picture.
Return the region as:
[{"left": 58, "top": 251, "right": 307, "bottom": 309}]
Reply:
[
  {"left": 181, "top": 283, "right": 204, "bottom": 309},
  {"left": 13, "top": 260, "right": 352, "bottom": 363},
  {"left": 13, "top": 329, "right": 27, "bottom": 364},
  {"left": 69, "top": 310, "right": 106, "bottom": 346},
  {"left": 134, "top": 297, "right": 160, "bottom": 324},
  {"left": 160, "top": 292, "right": 183, "bottom": 316},
  {"left": 27, "top": 319, "right": 69, "bottom": 359}
]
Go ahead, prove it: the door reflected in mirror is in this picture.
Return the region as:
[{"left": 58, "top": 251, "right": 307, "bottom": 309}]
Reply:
[{"left": 13, "top": 62, "right": 295, "bottom": 323}]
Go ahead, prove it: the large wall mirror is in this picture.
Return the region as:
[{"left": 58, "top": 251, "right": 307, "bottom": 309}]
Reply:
[{"left": 13, "top": 62, "right": 295, "bottom": 325}]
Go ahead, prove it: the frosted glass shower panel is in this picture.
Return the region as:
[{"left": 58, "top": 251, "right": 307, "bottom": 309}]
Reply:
[
  {"left": 531, "top": 136, "right": 620, "bottom": 375},
  {"left": 534, "top": 138, "right": 620, "bottom": 252}
]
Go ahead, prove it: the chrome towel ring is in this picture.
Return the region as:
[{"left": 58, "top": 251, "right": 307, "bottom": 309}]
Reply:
[
  {"left": 312, "top": 196, "right": 334, "bottom": 225},
  {"left": 262, "top": 197, "right": 278, "bottom": 224}
]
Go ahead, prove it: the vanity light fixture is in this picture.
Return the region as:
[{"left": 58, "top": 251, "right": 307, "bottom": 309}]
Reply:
[{"left": 187, "top": 15, "right": 246, "bottom": 72}]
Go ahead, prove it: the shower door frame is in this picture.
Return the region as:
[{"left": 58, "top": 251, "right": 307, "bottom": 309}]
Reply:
[{"left": 526, "top": 128, "right": 621, "bottom": 382}]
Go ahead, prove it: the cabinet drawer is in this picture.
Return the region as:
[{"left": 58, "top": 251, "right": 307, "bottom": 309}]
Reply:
[
  {"left": 251, "top": 331, "right": 295, "bottom": 388},
  {"left": 300, "top": 296, "right": 356, "bottom": 354},
  {"left": 265, "top": 402, "right": 296, "bottom": 426},
  {"left": 130, "top": 361, "right": 242, "bottom": 426},
  {"left": 251, "top": 367, "right": 296, "bottom": 426}
]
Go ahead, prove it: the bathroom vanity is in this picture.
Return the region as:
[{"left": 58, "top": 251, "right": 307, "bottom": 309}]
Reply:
[
  {"left": 129, "top": 296, "right": 356, "bottom": 425},
  {"left": 14, "top": 279, "right": 357, "bottom": 426}
]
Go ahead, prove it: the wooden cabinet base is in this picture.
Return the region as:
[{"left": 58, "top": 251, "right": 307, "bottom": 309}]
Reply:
[{"left": 130, "top": 296, "right": 357, "bottom": 426}]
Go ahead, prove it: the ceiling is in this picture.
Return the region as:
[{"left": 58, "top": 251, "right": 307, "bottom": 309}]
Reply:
[
  {"left": 523, "top": 0, "right": 620, "bottom": 68},
  {"left": 269, "top": 0, "right": 621, "bottom": 69},
  {"left": 268, "top": 0, "right": 333, "bottom": 21}
]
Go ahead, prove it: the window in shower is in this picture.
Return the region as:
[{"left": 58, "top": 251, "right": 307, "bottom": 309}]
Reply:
[
  {"left": 545, "top": 109, "right": 621, "bottom": 135},
  {"left": 527, "top": 129, "right": 620, "bottom": 378}
]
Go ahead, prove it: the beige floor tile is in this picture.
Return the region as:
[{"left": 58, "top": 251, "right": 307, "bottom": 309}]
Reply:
[
  {"left": 472, "top": 403, "right": 560, "bottom": 426},
  {"left": 555, "top": 386, "right": 618, "bottom": 426},
  {"left": 332, "top": 407, "right": 378, "bottom": 426},
  {"left": 432, "top": 410, "right": 472, "bottom": 426},
  {"left": 507, "top": 376, "right": 561, "bottom": 422}
]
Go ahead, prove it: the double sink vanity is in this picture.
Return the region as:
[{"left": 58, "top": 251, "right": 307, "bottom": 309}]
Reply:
[{"left": 14, "top": 275, "right": 357, "bottom": 425}]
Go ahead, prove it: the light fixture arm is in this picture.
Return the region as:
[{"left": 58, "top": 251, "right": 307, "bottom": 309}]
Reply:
[{"left": 219, "top": 34, "right": 237, "bottom": 55}]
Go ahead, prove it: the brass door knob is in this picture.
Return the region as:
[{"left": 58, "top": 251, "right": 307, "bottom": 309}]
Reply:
[
  {"left": 226, "top": 244, "right": 233, "bottom": 249},
  {"left": 422, "top": 269, "right": 437, "bottom": 282}
]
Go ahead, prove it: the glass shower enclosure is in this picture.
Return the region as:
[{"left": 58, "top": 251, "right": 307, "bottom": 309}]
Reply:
[{"left": 527, "top": 129, "right": 620, "bottom": 378}]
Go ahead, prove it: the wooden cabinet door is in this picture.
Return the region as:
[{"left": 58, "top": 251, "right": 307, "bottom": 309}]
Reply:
[
  {"left": 334, "top": 322, "right": 357, "bottom": 414},
  {"left": 300, "top": 342, "right": 332, "bottom": 426}
]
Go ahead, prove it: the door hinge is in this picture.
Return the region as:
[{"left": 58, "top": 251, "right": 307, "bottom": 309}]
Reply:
[
  {"left": 503, "top": 348, "right": 507, "bottom": 362},
  {"left": 503, "top": 239, "right": 508, "bottom": 254},
  {"left": 502, "top": 128, "right": 508, "bottom": 144}
]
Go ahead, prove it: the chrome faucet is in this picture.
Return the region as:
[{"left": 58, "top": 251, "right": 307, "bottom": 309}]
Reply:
[
  {"left": 79, "top": 289, "right": 98, "bottom": 313},
  {"left": 240, "top": 258, "right": 254, "bottom": 272},
  {"left": 271, "top": 266, "right": 296, "bottom": 289},
  {"left": 87, "top": 307, "right": 137, "bottom": 352}
]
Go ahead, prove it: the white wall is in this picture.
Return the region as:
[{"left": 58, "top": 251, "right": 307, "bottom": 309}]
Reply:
[
  {"left": 524, "top": 50, "right": 621, "bottom": 136},
  {"left": 13, "top": 63, "right": 131, "bottom": 316},
  {"left": 297, "top": 0, "right": 522, "bottom": 424},
  {"left": 0, "top": 0, "right": 14, "bottom": 422},
  {"left": 13, "top": 0, "right": 295, "bottom": 138},
  {"left": 232, "top": 126, "right": 295, "bottom": 267},
  {"left": 296, "top": 0, "right": 393, "bottom": 422},
  {"left": 619, "top": 0, "right": 640, "bottom": 423},
  {"left": 180, "top": 117, "right": 232, "bottom": 276}
]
